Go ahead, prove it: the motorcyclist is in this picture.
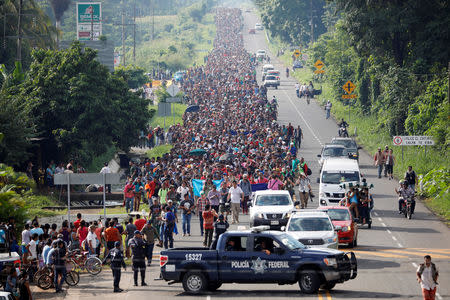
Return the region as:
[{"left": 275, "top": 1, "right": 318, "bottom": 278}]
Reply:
[
  {"left": 286, "top": 67, "right": 289, "bottom": 78},
  {"left": 395, "top": 180, "right": 415, "bottom": 214},
  {"left": 338, "top": 119, "right": 349, "bottom": 136}
]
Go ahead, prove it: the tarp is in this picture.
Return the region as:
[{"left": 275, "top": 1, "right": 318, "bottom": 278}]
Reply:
[{"left": 192, "top": 179, "right": 223, "bottom": 197}]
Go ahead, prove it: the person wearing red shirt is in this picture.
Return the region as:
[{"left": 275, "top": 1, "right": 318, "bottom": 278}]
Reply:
[
  {"left": 134, "top": 215, "right": 147, "bottom": 231},
  {"left": 73, "top": 213, "right": 82, "bottom": 230},
  {"left": 202, "top": 204, "right": 218, "bottom": 247}
]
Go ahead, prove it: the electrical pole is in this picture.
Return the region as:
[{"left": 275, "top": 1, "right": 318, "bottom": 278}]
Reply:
[
  {"left": 16, "top": 0, "right": 23, "bottom": 62},
  {"left": 90, "top": 7, "right": 94, "bottom": 40},
  {"left": 310, "top": 0, "right": 314, "bottom": 45},
  {"left": 133, "top": 0, "right": 136, "bottom": 63},
  {"left": 448, "top": 61, "right": 449, "bottom": 105}
]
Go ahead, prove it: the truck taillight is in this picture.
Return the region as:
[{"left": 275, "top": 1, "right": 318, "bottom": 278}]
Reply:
[{"left": 160, "top": 255, "right": 168, "bottom": 267}]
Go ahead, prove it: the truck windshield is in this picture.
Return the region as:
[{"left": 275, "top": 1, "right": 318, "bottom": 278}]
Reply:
[
  {"left": 288, "top": 218, "right": 333, "bottom": 231},
  {"left": 323, "top": 147, "right": 347, "bottom": 157},
  {"left": 279, "top": 233, "right": 306, "bottom": 250},
  {"left": 326, "top": 209, "right": 350, "bottom": 221},
  {"left": 255, "top": 195, "right": 291, "bottom": 206},
  {"left": 321, "top": 171, "right": 359, "bottom": 184}
]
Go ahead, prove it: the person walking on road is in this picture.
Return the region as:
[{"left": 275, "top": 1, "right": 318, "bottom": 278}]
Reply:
[
  {"left": 52, "top": 240, "right": 67, "bottom": 293},
  {"left": 239, "top": 174, "right": 252, "bottom": 215},
  {"left": 211, "top": 214, "right": 229, "bottom": 249},
  {"left": 373, "top": 147, "right": 385, "bottom": 178},
  {"left": 180, "top": 193, "right": 194, "bottom": 236},
  {"left": 417, "top": 255, "right": 439, "bottom": 300},
  {"left": 141, "top": 221, "right": 160, "bottom": 266},
  {"left": 405, "top": 166, "right": 418, "bottom": 191},
  {"left": 196, "top": 191, "right": 209, "bottom": 236},
  {"left": 202, "top": 204, "right": 218, "bottom": 248},
  {"left": 382, "top": 146, "right": 390, "bottom": 177},
  {"left": 294, "top": 125, "right": 303, "bottom": 149},
  {"left": 128, "top": 230, "right": 147, "bottom": 286},
  {"left": 296, "top": 173, "right": 312, "bottom": 209},
  {"left": 228, "top": 180, "right": 244, "bottom": 224},
  {"left": 325, "top": 100, "right": 332, "bottom": 119},
  {"left": 385, "top": 149, "right": 395, "bottom": 180},
  {"left": 162, "top": 206, "right": 176, "bottom": 249},
  {"left": 103, "top": 241, "right": 126, "bottom": 293}
]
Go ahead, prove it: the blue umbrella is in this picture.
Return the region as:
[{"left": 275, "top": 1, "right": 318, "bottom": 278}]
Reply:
[
  {"left": 185, "top": 105, "right": 200, "bottom": 113},
  {"left": 189, "top": 148, "right": 207, "bottom": 156}
]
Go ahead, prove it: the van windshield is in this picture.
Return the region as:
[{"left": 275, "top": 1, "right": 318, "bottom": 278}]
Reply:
[
  {"left": 321, "top": 171, "right": 359, "bottom": 184},
  {"left": 288, "top": 217, "right": 333, "bottom": 231},
  {"left": 255, "top": 194, "right": 291, "bottom": 206}
]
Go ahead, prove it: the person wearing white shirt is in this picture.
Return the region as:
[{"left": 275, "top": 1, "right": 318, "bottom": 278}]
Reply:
[
  {"left": 100, "top": 162, "right": 112, "bottom": 193},
  {"left": 417, "top": 255, "right": 439, "bottom": 300},
  {"left": 227, "top": 181, "right": 243, "bottom": 224},
  {"left": 177, "top": 182, "right": 190, "bottom": 200},
  {"left": 21, "top": 224, "right": 31, "bottom": 255},
  {"left": 86, "top": 225, "right": 99, "bottom": 255},
  {"left": 26, "top": 234, "right": 38, "bottom": 261}
]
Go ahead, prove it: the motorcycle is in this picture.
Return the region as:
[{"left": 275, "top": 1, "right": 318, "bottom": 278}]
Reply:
[
  {"left": 339, "top": 126, "right": 349, "bottom": 137},
  {"left": 400, "top": 196, "right": 414, "bottom": 219}
]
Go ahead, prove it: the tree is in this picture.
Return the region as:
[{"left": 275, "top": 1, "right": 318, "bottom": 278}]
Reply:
[
  {"left": 114, "top": 65, "right": 148, "bottom": 89},
  {"left": 15, "top": 42, "right": 150, "bottom": 165}
]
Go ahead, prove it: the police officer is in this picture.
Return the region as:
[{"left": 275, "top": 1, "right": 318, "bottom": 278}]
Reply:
[
  {"left": 128, "top": 230, "right": 147, "bottom": 286},
  {"left": 211, "top": 214, "right": 229, "bottom": 249},
  {"left": 103, "top": 241, "right": 126, "bottom": 292}
]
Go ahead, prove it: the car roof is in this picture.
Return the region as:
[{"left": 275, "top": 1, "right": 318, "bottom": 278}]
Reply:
[
  {"left": 257, "top": 49, "right": 266, "bottom": 52},
  {"left": 263, "top": 64, "right": 273, "bottom": 68},
  {"left": 322, "top": 158, "right": 359, "bottom": 170},
  {"left": 226, "top": 230, "right": 285, "bottom": 236},
  {"left": 254, "top": 190, "right": 290, "bottom": 195},
  {"left": 291, "top": 210, "right": 329, "bottom": 218},
  {"left": 268, "top": 70, "right": 280, "bottom": 73}
]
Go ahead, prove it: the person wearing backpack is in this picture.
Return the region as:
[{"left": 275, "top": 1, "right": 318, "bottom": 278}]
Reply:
[
  {"left": 103, "top": 241, "right": 126, "bottom": 292},
  {"left": 416, "top": 255, "right": 439, "bottom": 300}
]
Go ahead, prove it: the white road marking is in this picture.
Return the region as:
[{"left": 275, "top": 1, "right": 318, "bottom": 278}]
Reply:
[
  {"left": 412, "top": 262, "right": 418, "bottom": 268},
  {"left": 387, "top": 229, "right": 392, "bottom": 234},
  {"left": 436, "top": 292, "right": 443, "bottom": 300},
  {"left": 206, "top": 296, "right": 211, "bottom": 300},
  {"left": 397, "top": 243, "right": 403, "bottom": 248},
  {"left": 392, "top": 236, "right": 398, "bottom": 241},
  {"left": 377, "top": 217, "right": 383, "bottom": 222},
  {"left": 281, "top": 89, "right": 324, "bottom": 146},
  {"left": 373, "top": 211, "right": 378, "bottom": 216},
  {"left": 381, "top": 222, "right": 387, "bottom": 227}
]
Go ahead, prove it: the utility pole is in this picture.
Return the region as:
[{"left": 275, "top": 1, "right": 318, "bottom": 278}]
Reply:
[
  {"left": 16, "top": 0, "right": 23, "bottom": 62},
  {"left": 448, "top": 61, "right": 449, "bottom": 105},
  {"left": 90, "top": 7, "right": 94, "bottom": 40},
  {"left": 122, "top": 11, "right": 125, "bottom": 65},
  {"left": 133, "top": 0, "right": 136, "bottom": 63},
  {"left": 310, "top": 0, "right": 314, "bottom": 45}
]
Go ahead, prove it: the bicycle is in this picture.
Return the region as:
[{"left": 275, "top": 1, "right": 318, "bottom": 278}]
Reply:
[
  {"left": 67, "top": 249, "right": 102, "bottom": 275},
  {"left": 37, "top": 262, "right": 80, "bottom": 290}
]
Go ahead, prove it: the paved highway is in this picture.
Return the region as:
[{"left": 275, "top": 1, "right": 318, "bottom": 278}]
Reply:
[{"left": 39, "top": 10, "right": 449, "bottom": 300}]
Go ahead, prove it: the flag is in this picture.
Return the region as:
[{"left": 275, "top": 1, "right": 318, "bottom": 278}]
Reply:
[{"left": 192, "top": 179, "right": 223, "bottom": 197}]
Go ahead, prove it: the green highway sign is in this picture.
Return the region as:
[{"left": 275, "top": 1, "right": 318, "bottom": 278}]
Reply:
[{"left": 77, "top": 2, "right": 102, "bottom": 23}]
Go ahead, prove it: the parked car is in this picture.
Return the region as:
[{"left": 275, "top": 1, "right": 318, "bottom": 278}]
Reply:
[
  {"left": 255, "top": 23, "right": 263, "bottom": 30},
  {"left": 160, "top": 227, "right": 357, "bottom": 294},
  {"left": 330, "top": 137, "right": 362, "bottom": 160},
  {"left": 248, "top": 28, "right": 256, "bottom": 34},
  {"left": 318, "top": 206, "right": 358, "bottom": 247},
  {"left": 292, "top": 60, "right": 303, "bottom": 70},
  {"left": 285, "top": 210, "right": 339, "bottom": 249},
  {"left": 249, "top": 190, "right": 297, "bottom": 229}
]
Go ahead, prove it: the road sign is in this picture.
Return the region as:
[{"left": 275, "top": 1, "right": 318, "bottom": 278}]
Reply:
[
  {"left": 342, "top": 94, "right": 357, "bottom": 99},
  {"left": 76, "top": 2, "right": 102, "bottom": 41},
  {"left": 342, "top": 80, "right": 356, "bottom": 94},
  {"left": 158, "top": 102, "right": 171, "bottom": 117},
  {"left": 54, "top": 173, "right": 120, "bottom": 185},
  {"left": 167, "top": 84, "right": 180, "bottom": 97},
  {"left": 392, "top": 136, "right": 435, "bottom": 146},
  {"left": 293, "top": 49, "right": 301, "bottom": 58},
  {"left": 167, "top": 97, "right": 182, "bottom": 103},
  {"left": 314, "top": 60, "right": 324, "bottom": 69},
  {"left": 314, "top": 70, "right": 325, "bottom": 74}
]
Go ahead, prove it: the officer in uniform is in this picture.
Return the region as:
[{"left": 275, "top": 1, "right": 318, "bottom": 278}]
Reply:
[
  {"left": 128, "top": 230, "right": 147, "bottom": 286},
  {"left": 103, "top": 241, "right": 126, "bottom": 292}
]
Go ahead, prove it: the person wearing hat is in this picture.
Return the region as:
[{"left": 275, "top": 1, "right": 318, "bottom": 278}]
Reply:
[
  {"left": 128, "top": 230, "right": 147, "bottom": 286},
  {"left": 103, "top": 241, "right": 126, "bottom": 292}
]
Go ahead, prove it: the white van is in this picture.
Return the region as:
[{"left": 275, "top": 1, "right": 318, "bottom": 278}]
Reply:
[
  {"left": 261, "top": 64, "right": 274, "bottom": 81},
  {"left": 318, "top": 158, "right": 361, "bottom": 206}
]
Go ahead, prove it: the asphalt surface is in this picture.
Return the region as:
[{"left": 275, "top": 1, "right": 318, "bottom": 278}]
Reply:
[{"left": 35, "top": 10, "right": 449, "bottom": 300}]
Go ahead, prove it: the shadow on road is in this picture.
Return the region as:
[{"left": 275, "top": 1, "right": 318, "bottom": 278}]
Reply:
[
  {"left": 330, "top": 289, "right": 406, "bottom": 298},
  {"left": 354, "top": 257, "right": 400, "bottom": 269}
]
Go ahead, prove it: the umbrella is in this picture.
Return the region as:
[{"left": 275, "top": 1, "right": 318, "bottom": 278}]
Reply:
[
  {"left": 185, "top": 105, "right": 200, "bottom": 113},
  {"left": 219, "top": 153, "right": 235, "bottom": 162},
  {"left": 189, "top": 148, "right": 207, "bottom": 156}
]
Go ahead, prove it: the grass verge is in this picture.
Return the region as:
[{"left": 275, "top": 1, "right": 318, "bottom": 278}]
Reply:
[
  {"left": 27, "top": 194, "right": 67, "bottom": 218},
  {"left": 147, "top": 144, "right": 173, "bottom": 159},
  {"left": 149, "top": 103, "right": 187, "bottom": 128}
]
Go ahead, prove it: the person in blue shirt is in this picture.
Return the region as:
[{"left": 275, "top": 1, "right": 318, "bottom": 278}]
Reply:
[
  {"left": 30, "top": 222, "right": 44, "bottom": 237},
  {"left": 42, "top": 239, "right": 52, "bottom": 265},
  {"left": 162, "top": 206, "right": 176, "bottom": 249},
  {"left": 0, "top": 226, "right": 5, "bottom": 245}
]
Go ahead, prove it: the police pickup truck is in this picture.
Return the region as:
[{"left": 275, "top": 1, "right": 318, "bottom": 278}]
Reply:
[{"left": 160, "top": 226, "right": 357, "bottom": 294}]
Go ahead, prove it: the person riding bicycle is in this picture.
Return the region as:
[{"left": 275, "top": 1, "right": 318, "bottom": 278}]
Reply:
[{"left": 395, "top": 180, "right": 415, "bottom": 214}]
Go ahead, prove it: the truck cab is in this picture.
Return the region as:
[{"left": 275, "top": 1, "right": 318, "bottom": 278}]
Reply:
[{"left": 160, "top": 227, "right": 357, "bottom": 294}]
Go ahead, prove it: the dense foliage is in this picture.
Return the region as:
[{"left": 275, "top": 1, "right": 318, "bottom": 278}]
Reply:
[{"left": 1, "top": 42, "right": 150, "bottom": 166}]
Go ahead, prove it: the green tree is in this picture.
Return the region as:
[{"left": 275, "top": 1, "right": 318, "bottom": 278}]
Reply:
[
  {"left": 15, "top": 42, "right": 150, "bottom": 165},
  {"left": 114, "top": 65, "right": 148, "bottom": 89}
]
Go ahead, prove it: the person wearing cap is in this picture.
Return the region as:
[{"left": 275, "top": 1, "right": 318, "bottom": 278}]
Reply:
[
  {"left": 100, "top": 162, "right": 112, "bottom": 193},
  {"left": 211, "top": 214, "right": 229, "bottom": 249},
  {"left": 141, "top": 221, "right": 160, "bottom": 266},
  {"left": 373, "top": 147, "right": 385, "bottom": 179},
  {"left": 196, "top": 191, "right": 210, "bottom": 236},
  {"left": 103, "top": 241, "right": 126, "bottom": 293},
  {"left": 296, "top": 173, "right": 312, "bottom": 209},
  {"left": 128, "top": 230, "right": 147, "bottom": 286}
]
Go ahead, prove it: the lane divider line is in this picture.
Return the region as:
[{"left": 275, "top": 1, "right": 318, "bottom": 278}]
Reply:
[
  {"left": 281, "top": 89, "right": 324, "bottom": 147},
  {"left": 377, "top": 217, "right": 383, "bottom": 222},
  {"left": 412, "top": 262, "right": 418, "bottom": 268},
  {"left": 381, "top": 222, "right": 387, "bottom": 227},
  {"left": 317, "top": 291, "right": 324, "bottom": 300},
  {"left": 392, "top": 236, "right": 398, "bottom": 241},
  {"left": 397, "top": 243, "right": 404, "bottom": 248},
  {"left": 373, "top": 211, "right": 379, "bottom": 216},
  {"left": 387, "top": 229, "right": 392, "bottom": 234},
  {"left": 326, "top": 290, "right": 332, "bottom": 300}
]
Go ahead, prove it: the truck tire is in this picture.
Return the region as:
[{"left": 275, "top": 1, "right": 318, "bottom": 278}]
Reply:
[
  {"left": 182, "top": 271, "right": 207, "bottom": 294},
  {"left": 207, "top": 281, "right": 222, "bottom": 291},
  {"left": 298, "top": 270, "right": 320, "bottom": 294}
]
